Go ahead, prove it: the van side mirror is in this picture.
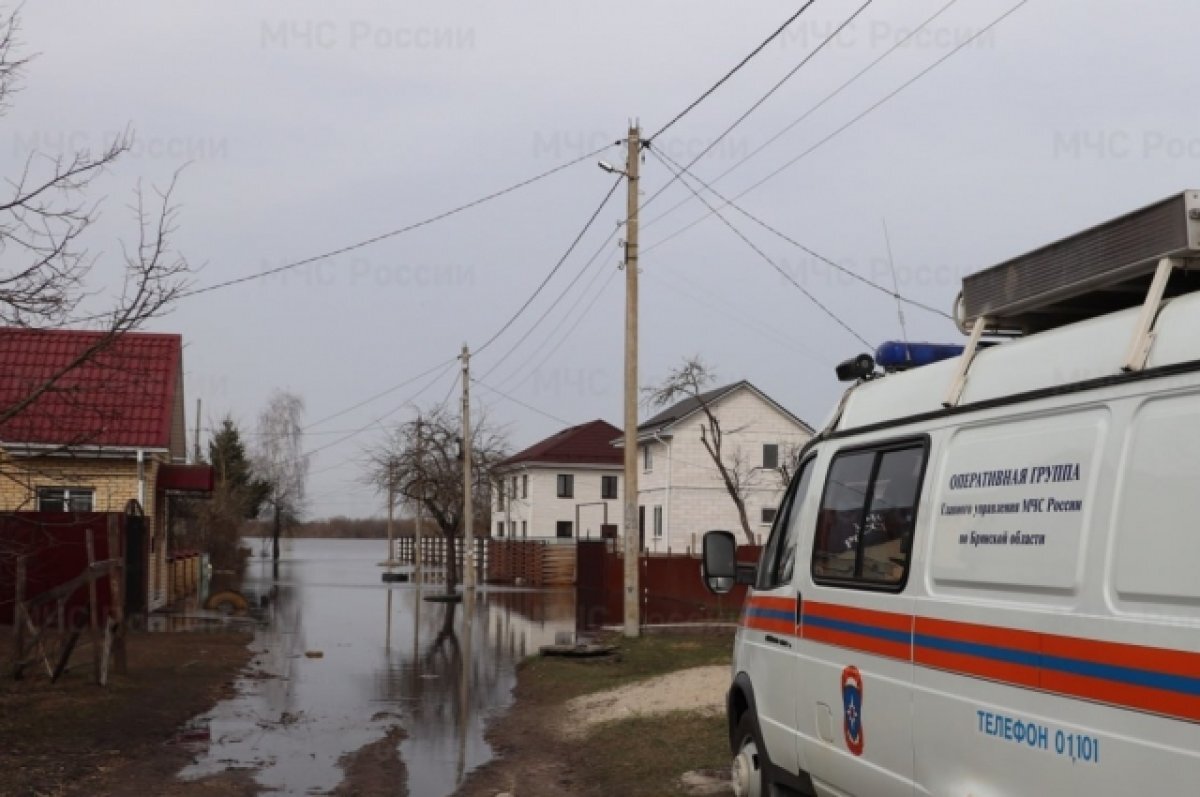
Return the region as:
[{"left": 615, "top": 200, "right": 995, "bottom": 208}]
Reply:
[{"left": 702, "top": 530, "right": 755, "bottom": 594}]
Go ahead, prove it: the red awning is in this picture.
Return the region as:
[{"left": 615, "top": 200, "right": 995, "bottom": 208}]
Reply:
[{"left": 157, "top": 464, "right": 214, "bottom": 494}]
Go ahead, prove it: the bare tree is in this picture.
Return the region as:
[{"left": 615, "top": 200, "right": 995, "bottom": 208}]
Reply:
[
  {"left": 644, "top": 357, "right": 760, "bottom": 545},
  {"left": 363, "top": 405, "right": 507, "bottom": 592},
  {"left": 776, "top": 441, "right": 807, "bottom": 487},
  {"left": 255, "top": 391, "right": 309, "bottom": 563},
  {"left": 0, "top": 7, "right": 192, "bottom": 431}
]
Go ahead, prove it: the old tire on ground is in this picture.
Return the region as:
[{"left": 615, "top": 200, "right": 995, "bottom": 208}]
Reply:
[
  {"left": 731, "top": 712, "right": 769, "bottom": 797},
  {"left": 204, "top": 590, "right": 249, "bottom": 615}
]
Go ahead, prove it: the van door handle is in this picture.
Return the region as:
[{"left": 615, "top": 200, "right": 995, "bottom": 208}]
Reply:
[
  {"left": 765, "top": 634, "right": 793, "bottom": 649},
  {"left": 796, "top": 592, "right": 803, "bottom": 627}
]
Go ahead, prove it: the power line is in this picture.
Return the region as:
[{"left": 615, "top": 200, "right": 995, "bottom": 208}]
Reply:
[
  {"left": 474, "top": 175, "right": 623, "bottom": 359},
  {"left": 642, "top": 0, "right": 874, "bottom": 214},
  {"left": 304, "top": 359, "right": 457, "bottom": 461},
  {"left": 647, "top": 145, "right": 872, "bottom": 348},
  {"left": 503, "top": 265, "right": 621, "bottom": 394},
  {"left": 654, "top": 145, "right": 952, "bottom": 320},
  {"left": 493, "top": 233, "right": 619, "bottom": 392},
  {"left": 472, "top": 378, "right": 570, "bottom": 426},
  {"left": 650, "top": 1, "right": 818, "bottom": 141},
  {"left": 642, "top": 0, "right": 964, "bottom": 232},
  {"left": 646, "top": 0, "right": 1031, "bottom": 255},
  {"left": 304, "top": 357, "right": 458, "bottom": 430},
  {"left": 177, "top": 144, "right": 615, "bottom": 300}
]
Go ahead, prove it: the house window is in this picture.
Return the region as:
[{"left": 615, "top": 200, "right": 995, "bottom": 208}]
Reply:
[
  {"left": 812, "top": 441, "right": 927, "bottom": 589},
  {"left": 497, "top": 480, "right": 505, "bottom": 511},
  {"left": 496, "top": 521, "right": 505, "bottom": 538},
  {"left": 653, "top": 506, "right": 663, "bottom": 538},
  {"left": 521, "top": 521, "right": 527, "bottom": 538},
  {"left": 510, "top": 520, "right": 517, "bottom": 536},
  {"left": 557, "top": 474, "right": 574, "bottom": 498},
  {"left": 511, "top": 475, "right": 518, "bottom": 499},
  {"left": 521, "top": 474, "right": 528, "bottom": 499},
  {"left": 761, "top": 507, "right": 777, "bottom": 524},
  {"left": 643, "top": 444, "right": 653, "bottom": 472},
  {"left": 556, "top": 521, "right": 573, "bottom": 539},
  {"left": 601, "top": 475, "right": 618, "bottom": 500},
  {"left": 762, "top": 444, "right": 780, "bottom": 469},
  {"left": 37, "top": 487, "right": 94, "bottom": 512}
]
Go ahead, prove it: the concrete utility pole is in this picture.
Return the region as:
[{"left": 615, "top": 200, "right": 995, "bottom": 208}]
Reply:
[
  {"left": 414, "top": 418, "right": 424, "bottom": 585},
  {"left": 384, "top": 465, "right": 397, "bottom": 567},
  {"left": 193, "top": 398, "right": 201, "bottom": 464},
  {"left": 461, "top": 344, "right": 475, "bottom": 591},
  {"left": 621, "top": 125, "right": 641, "bottom": 638}
]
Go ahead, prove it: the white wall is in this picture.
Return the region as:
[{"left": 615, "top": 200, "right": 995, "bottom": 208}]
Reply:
[
  {"left": 491, "top": 464, "right": 623, "bottom": 539},
  {"left": 638, "top": 388, "right": 811, "bottom": 553}
]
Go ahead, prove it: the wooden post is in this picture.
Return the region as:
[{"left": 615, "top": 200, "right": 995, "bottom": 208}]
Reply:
[
  {"left": 14, "top": 556, "right": 26, "bottom": 671},
  {"left": 85, "top": 529, "right": 101, "bottom": 682},
  {"left": 106, "top": 515, "right": 127, "bottom": 676}
]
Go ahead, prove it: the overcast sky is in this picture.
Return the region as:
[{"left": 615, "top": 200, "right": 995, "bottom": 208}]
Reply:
[{"left": 7, "top": 0, "right": 1197, "bottom": 518}]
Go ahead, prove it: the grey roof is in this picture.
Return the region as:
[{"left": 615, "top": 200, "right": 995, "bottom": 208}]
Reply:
[
  {"left": 638, "top": 381, "right": 745, "bottom": 432},
  {"left": 632, "top": 380, "right": 814, "bottom": 438}
]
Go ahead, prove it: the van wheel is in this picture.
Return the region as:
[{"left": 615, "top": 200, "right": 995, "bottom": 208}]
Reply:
[{"left": 732, "top": 713, "right": 769, "bottom": 797}]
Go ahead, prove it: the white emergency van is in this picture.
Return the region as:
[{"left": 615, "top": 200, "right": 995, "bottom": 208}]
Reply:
[{"left": 701, "top": 191, "right": 1200, "bottom": 797}]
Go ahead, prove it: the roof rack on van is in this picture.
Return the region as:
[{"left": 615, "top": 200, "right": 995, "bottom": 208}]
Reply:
[
  {"left": 957, "top": 190, "right": 1200, "bottom": 336},
  {"left": 943, "top": 191, "right": 1200, "bottom": 407}
]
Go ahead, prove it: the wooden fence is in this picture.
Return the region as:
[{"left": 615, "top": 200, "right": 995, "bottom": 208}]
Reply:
[
  {"left": 5, "top": 515, "right": 128, "bottom": 685},
  {"left": 394, "top": 536, "right": 488, "bottom": 582},
  {"left": 486, "top": 540, "right": 575, "bottom": 587}
]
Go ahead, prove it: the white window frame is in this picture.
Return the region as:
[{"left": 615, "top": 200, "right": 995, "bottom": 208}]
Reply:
[{"left": 37, "top": 487, "right": 95, "bottom": 512}]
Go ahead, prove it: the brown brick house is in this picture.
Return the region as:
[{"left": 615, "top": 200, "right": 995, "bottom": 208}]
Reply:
[{"left": 0, "top": 328, "right": 212, "bottom": 612}]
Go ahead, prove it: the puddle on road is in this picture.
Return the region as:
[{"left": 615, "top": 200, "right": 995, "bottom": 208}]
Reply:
[{"left": 176, "top": 538, "right": 574, "bottom": 796}]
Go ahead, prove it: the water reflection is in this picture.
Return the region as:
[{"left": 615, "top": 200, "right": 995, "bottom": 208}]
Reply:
[{"left": 177, "top": 539, "right": 574, "bottom": 796}]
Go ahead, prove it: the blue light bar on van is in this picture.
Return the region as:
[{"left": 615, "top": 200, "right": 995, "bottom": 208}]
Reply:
[{"left": 875, "top": 341, "right": 964, "bottom": 371}]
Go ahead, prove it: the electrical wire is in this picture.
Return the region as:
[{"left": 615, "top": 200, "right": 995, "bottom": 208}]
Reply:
[
  {"left": 654, "top": 145, "right": 953, "bottom": 320},
  {"left": 474, "top": 175, "right": 623, "bottom": 362},
  {"left": 304, "top": 359, "right": 457, "bottom": 461},
  {"left": 646, "top": 0, "right": 1031, "bottom": 255},
  {"left": 642, "top": 0, "right": 874, "bottom": 214},
  {"left": 642, "top": 0, "right": 965, "bottom": 232},
  {"left": 650, "top": 1, "right": 818, "bottom": 141},
  {"left": 471, "top": 378, "right": 571, "bottom": 426},
  {"left": 303, "top": 357, "right": 458, "bottom": 430},
  {"left": 647, "top": 145, "right": 872, "bottom": 348},
  {"left": 177, "top": 144, "right": 615, "bottom": 301},
  {"left": 502, "top": 265, "right": 621, "bottom": 394},
  {"left": 492, "top": 232, "right": 619, "bottom": 392}
]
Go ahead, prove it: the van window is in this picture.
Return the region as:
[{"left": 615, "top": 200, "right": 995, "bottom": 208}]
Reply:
[
  {"left": 758, "top": 457, "right": 814, "bottom": 590},
  {"left": 813, "top": 441, "right": 926, "bottom": 589}
]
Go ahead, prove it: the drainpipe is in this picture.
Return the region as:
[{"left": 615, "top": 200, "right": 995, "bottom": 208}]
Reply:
[{"left": 136, "top": 449, "right": 145, "bottom": 508}]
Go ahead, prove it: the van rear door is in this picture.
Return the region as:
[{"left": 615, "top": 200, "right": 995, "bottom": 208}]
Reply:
[{"left": 796, "top": 439, "right": 928, "bottom": 796}]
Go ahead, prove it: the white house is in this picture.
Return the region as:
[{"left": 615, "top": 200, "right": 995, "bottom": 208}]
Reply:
[
  {"left": 623, "top": 381, "right": 813, "bottom": 553},
  {"left": 490, "top": 419, "right": 623, "bottom": 540}
]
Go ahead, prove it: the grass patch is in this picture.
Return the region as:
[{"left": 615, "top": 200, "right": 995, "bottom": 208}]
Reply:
[
  {"left": 579, "top": 710, "right": 729, "bottom": 797},
  {"left": 517, "top": 631, "right": 733, "bottom": 705}
]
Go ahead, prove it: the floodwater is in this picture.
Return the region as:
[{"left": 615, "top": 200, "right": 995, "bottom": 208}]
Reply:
[{"left": 176, "top": 538, "right": 575, "bottom": 796}]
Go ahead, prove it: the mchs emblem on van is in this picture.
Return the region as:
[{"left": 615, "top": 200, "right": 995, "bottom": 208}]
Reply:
[{"left": 842, "top": 666, "right": 865, "bottom": 757}]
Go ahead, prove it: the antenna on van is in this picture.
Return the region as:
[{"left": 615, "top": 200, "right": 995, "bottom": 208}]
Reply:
[{"left": 882, "top": 218, "right": 911, "bottom": 363}]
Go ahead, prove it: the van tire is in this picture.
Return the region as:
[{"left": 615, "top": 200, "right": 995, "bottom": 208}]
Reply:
[{"left": 732, "top": 712, "right": 771, "bottom": 797}]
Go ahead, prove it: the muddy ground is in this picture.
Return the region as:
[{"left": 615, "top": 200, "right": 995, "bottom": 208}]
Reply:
[
  {"left": 0, "top": 630, "right": 256, "bottom": 797},
  {"left": 1, "top": 628, "right": 730, "bottom": 797},
  {"left": 453, "top": 632, "right": 733, "bottom": 797}
]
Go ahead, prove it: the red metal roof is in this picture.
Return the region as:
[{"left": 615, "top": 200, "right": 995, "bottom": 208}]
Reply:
[
  {"left": 0, "top": 328, "right": 182, "bottom": 450},
  {"left": 499, "top": 419, "right": 622, "bottom": 468}
]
